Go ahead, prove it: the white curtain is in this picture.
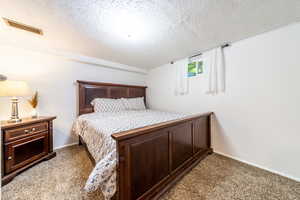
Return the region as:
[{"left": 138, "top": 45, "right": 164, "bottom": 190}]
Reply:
[
  {"left": 174, "top": 58, "right": 189, "bottom": 95},
  {"left": 204, "top": 47, "right": 225, "bottom": 95}
]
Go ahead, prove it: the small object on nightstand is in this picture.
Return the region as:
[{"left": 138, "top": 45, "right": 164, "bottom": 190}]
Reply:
[
  {"left": 1, "top": 116, "right": 56, "bottom": 186},
  {"left": 28, "top": 91, "right": 39, "bottom": 118}
]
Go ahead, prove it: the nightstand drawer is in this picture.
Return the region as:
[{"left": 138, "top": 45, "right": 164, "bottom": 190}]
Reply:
[{"left": 4, "top": 122, "right": 48, "bottom": 142}]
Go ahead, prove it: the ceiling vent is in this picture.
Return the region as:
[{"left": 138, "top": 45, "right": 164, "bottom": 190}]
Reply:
[{"left": 2, "top": 18, "right": 43, "bottom": 35}]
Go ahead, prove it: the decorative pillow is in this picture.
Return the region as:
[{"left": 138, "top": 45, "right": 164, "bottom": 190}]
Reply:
[
  {"left": 91, "top": 98, "right": 126, "bottom": 113},
  {"left": 121, "top": 97, "right": 146, "bottom": 110}
]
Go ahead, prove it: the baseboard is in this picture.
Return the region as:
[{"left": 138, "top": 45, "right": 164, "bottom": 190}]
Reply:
[
  {"left": 214, "top": 150, "right": 300, "bottom": 182},
  {"left": 54, "top": 142, "right": 78, "bottom": 150}
]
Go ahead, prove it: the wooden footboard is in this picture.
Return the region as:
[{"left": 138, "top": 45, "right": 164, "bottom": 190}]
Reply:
[{"left": 112, "top": 112, "right": 213, "bottom": 200}]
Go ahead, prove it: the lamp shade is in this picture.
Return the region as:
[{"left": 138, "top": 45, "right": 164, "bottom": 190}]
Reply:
[{"left": 0, "top": 80, "right": 31, "bottom": 97}]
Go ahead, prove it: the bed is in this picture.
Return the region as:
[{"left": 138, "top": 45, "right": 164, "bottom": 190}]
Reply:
[{"left": 75, "top": 80, "right": 213, "bottom": 200}]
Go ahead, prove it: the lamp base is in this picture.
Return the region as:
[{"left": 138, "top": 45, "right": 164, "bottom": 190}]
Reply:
[
  {"left": 7, "top": 118, "right": 22, "bottom": 123},
  {"left": 8, "top": 97, "right": 22, "bottom": 123}
]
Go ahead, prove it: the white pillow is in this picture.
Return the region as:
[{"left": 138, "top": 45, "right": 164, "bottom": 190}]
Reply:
[
  {"left": 91, "top": 98, "right": 126, "bottom": 113},
  {"left": 121, "top": 97, "right": 146, "bottom": 110}
]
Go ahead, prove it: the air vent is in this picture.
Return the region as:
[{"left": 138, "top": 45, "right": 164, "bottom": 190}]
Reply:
[{"left": 2, "top": 18, "right": 43, "bottom": 35}]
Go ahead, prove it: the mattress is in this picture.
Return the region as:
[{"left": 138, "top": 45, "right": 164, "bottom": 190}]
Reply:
[{"left": 72, "top": 109, "right": 187, "bottom": 200}]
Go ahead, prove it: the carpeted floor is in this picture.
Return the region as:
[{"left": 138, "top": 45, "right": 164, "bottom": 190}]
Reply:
[{"left": 2, "top": 146, "right": 299, "bottom": 200}]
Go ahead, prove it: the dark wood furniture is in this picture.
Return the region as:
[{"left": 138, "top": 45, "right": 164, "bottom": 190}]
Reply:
[
  {"left": 77, "top": 80, "right": 212, "bottom": 200},
  {"left": 1, "top": 116, "right": 56, "bottom": 186},
  {"left": 78, "top": 80, "right": 146, "bottom": 115}
]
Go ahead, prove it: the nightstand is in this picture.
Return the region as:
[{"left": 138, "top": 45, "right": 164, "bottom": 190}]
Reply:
[{"left": 1, "top": 116, "right": 56, "bottom": 185}]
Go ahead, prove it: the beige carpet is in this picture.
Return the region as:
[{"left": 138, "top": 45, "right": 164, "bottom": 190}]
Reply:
[{"left": 2, "top": 146, "right": 299, "bottom": 200}]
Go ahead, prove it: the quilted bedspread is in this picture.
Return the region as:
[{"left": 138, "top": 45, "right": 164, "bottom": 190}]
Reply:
[{"left": 72, "top": 110, "right": 187, "bottom": 200}]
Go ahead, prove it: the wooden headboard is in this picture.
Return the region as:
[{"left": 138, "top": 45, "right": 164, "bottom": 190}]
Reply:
[{"left": 77, "top": 80, "right": 147, "bottom": 115}]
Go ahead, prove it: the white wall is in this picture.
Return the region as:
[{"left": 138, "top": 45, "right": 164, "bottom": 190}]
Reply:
[
  {"left": 0, "top": 45, "right": 146, "bottom": 149},
  {"left": 147, "top": 23, "right": 300, "bottom": 181}
]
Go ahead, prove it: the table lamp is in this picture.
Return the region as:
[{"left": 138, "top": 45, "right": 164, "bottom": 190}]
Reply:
[{"left": 0, "top": 80, "right": 31, "bottom": 123}]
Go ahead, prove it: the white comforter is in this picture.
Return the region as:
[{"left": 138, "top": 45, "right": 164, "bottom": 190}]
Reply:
[{"left": 72, "top": 110, "right": 187, "bottom": 199}]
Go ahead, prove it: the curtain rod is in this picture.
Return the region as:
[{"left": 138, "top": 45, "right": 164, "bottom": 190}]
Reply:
[{"left": 188, "top": 43, "right": 230, "bottom": 59}]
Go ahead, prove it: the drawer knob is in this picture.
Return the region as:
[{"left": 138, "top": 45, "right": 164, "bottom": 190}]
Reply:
[
  {"left": 32, "top": 128, "right": 36, "bottom": 131},
  {"left": 24, "top": 129, "right": 30, "bottom": 133},
  {"left": 7, "top": 156, "right": 12, "bottom": 160}
]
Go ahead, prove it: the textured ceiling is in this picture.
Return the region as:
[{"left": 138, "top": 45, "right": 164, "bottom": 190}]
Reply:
[{"left": 1, "top": 0, "right": 300, "bottom": 69}]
